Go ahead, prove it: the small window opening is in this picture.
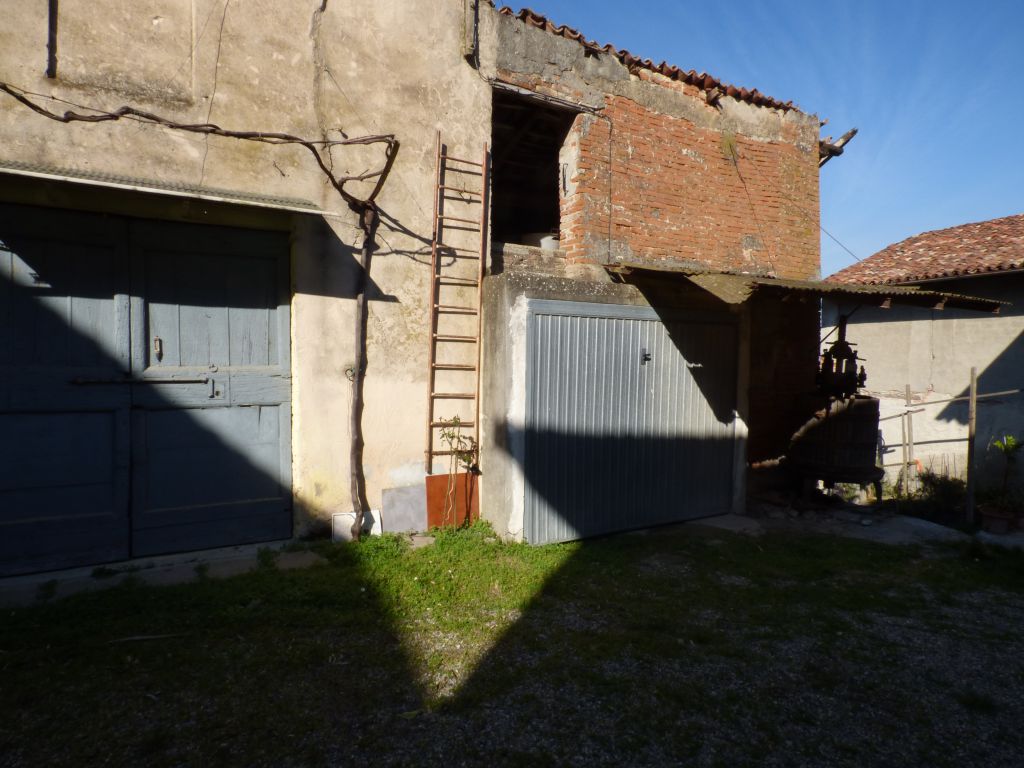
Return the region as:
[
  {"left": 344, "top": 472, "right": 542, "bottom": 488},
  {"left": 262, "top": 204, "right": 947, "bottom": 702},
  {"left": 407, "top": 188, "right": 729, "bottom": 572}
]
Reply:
[{"left": 491, "top": 90, "right": 577, "bottom": 249}]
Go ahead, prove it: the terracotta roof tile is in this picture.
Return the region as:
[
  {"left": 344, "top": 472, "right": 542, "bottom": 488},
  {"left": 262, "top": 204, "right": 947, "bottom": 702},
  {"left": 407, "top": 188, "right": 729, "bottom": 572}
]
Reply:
[
  {"left": 827, "top": 213, "right": 1024, "bottom": 285},
  {"left": 487, "top": 4, "right": 803, "bottom": 114}
]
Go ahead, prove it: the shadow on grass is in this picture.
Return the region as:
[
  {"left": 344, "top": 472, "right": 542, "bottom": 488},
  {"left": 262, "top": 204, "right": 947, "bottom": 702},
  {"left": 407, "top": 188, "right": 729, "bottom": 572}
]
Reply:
[
  {"left": 1, "top": 540, "right": 429, "bottom": 766},
  {"left": 6, "top": 525, "right": 1024, "bottom": 766}
]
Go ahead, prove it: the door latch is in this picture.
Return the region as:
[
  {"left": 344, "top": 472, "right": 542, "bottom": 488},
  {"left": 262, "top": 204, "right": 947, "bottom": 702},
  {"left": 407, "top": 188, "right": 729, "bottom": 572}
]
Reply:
[
  {"left": 640, "top": 348, "right": 652, "bottom": 366},
  {"left": 153, "top": 336, "right": 163, "bottom": 362}
]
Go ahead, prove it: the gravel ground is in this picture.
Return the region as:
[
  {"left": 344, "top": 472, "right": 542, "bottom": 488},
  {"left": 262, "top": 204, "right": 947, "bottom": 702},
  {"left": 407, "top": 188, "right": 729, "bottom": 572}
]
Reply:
[
  {"left": 3, "top": 528, "right": 1023, "bottom": 767},
  {"left": 325, "top": 585, "right": 1024, "bottom": 767}
]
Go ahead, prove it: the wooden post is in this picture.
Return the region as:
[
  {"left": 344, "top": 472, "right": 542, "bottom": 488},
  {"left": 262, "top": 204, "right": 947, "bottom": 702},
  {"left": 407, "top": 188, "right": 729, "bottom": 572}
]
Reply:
[
  {"left": 966, "top": 367, "right": 978, "bottom": 526},
  {"left": 905, "top": 384, "right": 916, "bottom": 492}
]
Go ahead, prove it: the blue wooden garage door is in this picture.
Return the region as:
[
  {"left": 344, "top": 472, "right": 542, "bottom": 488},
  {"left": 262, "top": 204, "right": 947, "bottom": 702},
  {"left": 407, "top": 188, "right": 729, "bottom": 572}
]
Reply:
[{"left": 0, "top": 204, "right": 292, "bottom": 576}]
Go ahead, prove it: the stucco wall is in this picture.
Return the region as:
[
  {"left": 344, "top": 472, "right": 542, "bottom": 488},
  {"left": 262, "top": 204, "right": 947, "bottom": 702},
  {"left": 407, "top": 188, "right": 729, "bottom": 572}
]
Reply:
[
  {"left": 0, "top": 0, "right": 495, "bottom": 534},
  {"left": 823, "top": 274, "right": 1024, "bottom": 489}
]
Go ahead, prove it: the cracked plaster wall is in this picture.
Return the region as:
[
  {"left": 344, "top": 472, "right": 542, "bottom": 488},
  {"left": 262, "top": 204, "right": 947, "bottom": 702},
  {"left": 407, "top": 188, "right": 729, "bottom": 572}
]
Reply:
[{"left": 0, "top": 0, "right": 496, "bottom": 534}]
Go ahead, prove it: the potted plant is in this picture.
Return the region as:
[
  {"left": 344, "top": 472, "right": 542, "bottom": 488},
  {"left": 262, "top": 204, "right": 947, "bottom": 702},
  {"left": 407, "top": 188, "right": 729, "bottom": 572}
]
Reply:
[{"left": 980, "top": 434, "right": 1022, "bottom": 533}]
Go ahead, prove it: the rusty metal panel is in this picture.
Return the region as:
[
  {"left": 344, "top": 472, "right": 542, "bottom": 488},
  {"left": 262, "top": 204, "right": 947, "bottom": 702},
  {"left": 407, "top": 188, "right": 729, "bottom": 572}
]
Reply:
[{"left": 524, "top": 300, "right": 737, "bottom": 544}]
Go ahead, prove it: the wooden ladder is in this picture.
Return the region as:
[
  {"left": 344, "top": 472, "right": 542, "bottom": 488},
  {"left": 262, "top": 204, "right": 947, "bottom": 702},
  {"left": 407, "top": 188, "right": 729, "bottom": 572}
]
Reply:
[{"left": 424, "top": 132, "right": 490, "bottom": 473}]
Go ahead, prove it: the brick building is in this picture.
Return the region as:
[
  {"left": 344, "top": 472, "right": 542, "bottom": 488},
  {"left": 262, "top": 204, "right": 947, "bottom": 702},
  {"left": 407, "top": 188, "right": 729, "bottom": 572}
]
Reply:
[{"left": 479, "top": 6, "right": 829, "bottom": 539}]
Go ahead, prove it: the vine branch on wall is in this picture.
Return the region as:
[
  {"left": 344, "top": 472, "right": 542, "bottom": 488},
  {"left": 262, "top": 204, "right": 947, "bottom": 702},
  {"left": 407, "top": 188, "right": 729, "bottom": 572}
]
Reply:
[
  {"left": 0, "top": 80, "right": 401, "bottom": 542},
  {"left": 0, "top": 82, "right": 398, "bottom": 212}
]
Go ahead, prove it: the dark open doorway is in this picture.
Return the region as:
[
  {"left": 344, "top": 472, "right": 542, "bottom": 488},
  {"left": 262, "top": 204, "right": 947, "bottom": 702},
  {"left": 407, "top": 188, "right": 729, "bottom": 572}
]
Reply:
[{"left": 490, "top": 89, "right": 577, "bottom": 248}]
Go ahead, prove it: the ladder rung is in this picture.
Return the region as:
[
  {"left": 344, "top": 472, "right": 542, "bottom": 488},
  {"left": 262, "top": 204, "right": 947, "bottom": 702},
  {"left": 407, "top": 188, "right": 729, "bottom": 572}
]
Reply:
[
  {"left": 437, "top": 244, "right": 480, "bottom": 254},
  {"left": 437, "top": 214, "right": 480, "bottom": 226},
  {"left": 433, "top": 334, "right": 477, "bottom": 343},
  {"left": 435, "top": 304, "right": 478, "bottom": 314},
  {"left": 439, "top": 226, "right": 481, "bottom": 233},
  {"left": 439, "top": 185, "right": 481, "bottom": 197},
  {"left": 431, "top": 421, "right": 474, "bottom": 428},
  {"left": 432, "top": 363, "right": 476, "bottom": 370},
  {"left": 437, "top": 252, "right": 481, "bottom": 261},
  {"left": 438, "top": 277, "right": 479, "bottom": 287},
  {"left": 431, "top": 392, "right": 476, "bottom": 399},
  {"left": 441, "top": 154, "right": 484, "bottom": 167}
]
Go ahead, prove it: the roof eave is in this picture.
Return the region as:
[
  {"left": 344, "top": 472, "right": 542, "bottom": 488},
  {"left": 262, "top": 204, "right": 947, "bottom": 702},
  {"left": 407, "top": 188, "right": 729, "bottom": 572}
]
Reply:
[{"left": 608, "top": 263, "right": 1006, "bottom": 314}]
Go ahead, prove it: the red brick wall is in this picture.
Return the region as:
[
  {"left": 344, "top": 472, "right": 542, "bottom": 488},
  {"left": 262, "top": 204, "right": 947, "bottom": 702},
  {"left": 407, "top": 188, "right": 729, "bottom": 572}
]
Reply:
[{"left": 559, "top": 84, "right": 819, "bottom": 280}]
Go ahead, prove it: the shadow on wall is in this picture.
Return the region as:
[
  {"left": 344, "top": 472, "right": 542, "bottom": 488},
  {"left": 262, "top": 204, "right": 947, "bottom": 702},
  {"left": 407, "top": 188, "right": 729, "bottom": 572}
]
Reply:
[
  {"left": 934, "top": 328, "right": 1024, "bottom": 423},
  {"left": 293, "top": 215, "right": 399, "bottom": 303},
  {"left": 621, "top": 277, "right": 742, "bottom": 425},
  {"left": 0, "top": 205, "right": 290, "bottom": 575},
  {"left": 500, "top": 425, "right": 738, "bottom": 543},
  {"left": 656, "top": 315, "right": 740, "bottom": 425},
  {"left": 0, "top": 202, "right": 408, "bottom": 575},
  {"left": 489, "top": 297, "right": 742, "bottom": 542},
  {"left": 932, "top": 328, "right": 1024, "bottom": 487},
  {"left": 830, "top": 295, "right": 1024, "bottom": 487}
]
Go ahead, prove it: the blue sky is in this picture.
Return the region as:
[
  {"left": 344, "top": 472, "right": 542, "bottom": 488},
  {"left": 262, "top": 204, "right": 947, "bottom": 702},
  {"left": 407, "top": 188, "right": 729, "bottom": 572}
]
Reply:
[{"left": 512, "top": 1, "right": 1024, "bottom": 276}]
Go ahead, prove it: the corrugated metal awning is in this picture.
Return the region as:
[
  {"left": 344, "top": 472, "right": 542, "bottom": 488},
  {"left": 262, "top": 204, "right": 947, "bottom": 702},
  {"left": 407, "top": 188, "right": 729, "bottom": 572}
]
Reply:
[
  {"left": 606, "top": 261, "right": 1005, "bottom": 313},
  {"left": 0, "top": 159, "right": 325, "bottom": 215}
]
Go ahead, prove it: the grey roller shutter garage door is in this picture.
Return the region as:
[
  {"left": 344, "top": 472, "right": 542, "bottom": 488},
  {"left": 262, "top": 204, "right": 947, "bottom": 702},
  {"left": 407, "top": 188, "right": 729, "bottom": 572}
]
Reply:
[
  {"left": 524, "top": 300, "right": 738, "bottom": 544},
  {"left": 0, "top": 203, "right": 292, "bottom": 576}
]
